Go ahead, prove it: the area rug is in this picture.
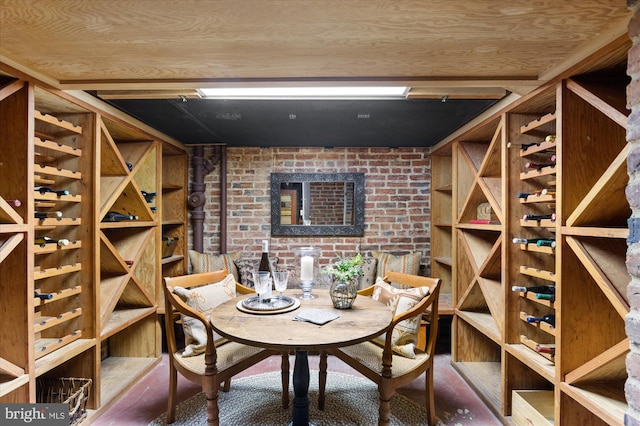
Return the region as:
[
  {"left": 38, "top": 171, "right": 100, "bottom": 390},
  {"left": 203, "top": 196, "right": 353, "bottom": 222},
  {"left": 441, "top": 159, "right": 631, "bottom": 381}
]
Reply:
[{"left": 148, "top": 371, "right": 436, "bottom": 426}]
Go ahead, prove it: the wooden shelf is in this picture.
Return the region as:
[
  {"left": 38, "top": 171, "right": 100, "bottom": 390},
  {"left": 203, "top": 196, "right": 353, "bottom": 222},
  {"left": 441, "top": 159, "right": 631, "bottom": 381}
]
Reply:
[
  {"left": 161, "top": 254, "right": 184, "bottom": 265},
  {"left": 433, "top": 256, "right": 452, "bottom": 266},
  {"left": 505, "top": 344, "right": 555, "bottom": 382},
  {"left": 34, "top": 263, "right": 82, "bottom": 280},
  {"left": 520, "top": 112, "right": 556, "bottom": 135},
  {"left": 560, "top": 382, "right": 626, "bottom": 426},
  {"left": 35, "top": 110, "right": 83, "bottom": 135},
  {"left": 453, "top": 361, "right": 503, "bottom": 414},
  {"left": 33, "top": 285, "right": 82, "bottom": 307},
  {"left": 34, "top": 338, "right": 95, "bottom": 376},
  {"left": 100, "top": 307, "right": 156, "bottom": 340},
  {"left": 517, "top": 140, "right": 557, "bottom": 157},
  {"left": 34, "top": 137, "right": 82, "bottom": 157},
  {"left": 34, "top": 240, "right": 81, "bottom": 254},
  {"left": 34, "top": 330, "right": 82, "bottom": 360},
  {"left": 0, "top": 374, "right": 29, "bottom": 398},
  {"left": 34, "top": 164, "right": 82, "bottom": 180},
  {"left": 456, "top": 310, "right": 501, "bottom": 344},
  {"left": 0, "top": 80, "right": 187, "bottom": 409},
  {"left": 439, "top": 73, "right": 630, "bottom": 424},
  {"left": 99, "top": 356, "right": 160, "bottom": 407}
]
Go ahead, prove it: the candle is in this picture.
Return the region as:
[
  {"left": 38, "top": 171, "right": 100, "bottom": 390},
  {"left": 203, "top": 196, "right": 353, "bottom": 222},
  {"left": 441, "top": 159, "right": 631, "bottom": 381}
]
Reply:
[{"left": 301, "top": 255, "right": 314, "bottom": 282}]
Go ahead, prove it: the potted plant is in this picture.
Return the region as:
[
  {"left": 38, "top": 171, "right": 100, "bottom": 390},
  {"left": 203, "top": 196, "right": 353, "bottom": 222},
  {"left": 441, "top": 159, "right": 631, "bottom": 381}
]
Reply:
[{"left": 323, "top": 253, "right": 365, "bottom": 309}]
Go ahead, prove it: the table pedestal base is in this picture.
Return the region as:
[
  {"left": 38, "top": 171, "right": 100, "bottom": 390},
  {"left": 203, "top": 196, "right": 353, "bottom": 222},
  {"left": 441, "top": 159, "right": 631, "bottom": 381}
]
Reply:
[{"left": 289, "top": 350, "right": 316, "bottom": 426}]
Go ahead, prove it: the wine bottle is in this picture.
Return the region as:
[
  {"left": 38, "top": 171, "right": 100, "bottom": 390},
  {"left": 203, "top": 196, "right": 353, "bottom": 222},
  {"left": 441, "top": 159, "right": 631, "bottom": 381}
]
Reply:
[
  {"left": 516, "top": 190, "right": 553, "bottom": 199},
  {"left": 258, "top": 240, "right": 273, "bottom": 301},
  {"left": 512, "top": 237, "right": 542, "bottom": 245},
  {"left": 535, "top": 343, "right": 555, "bottom": 354},
  {"left": 34, "top": 186, "right": 70, "bottom": 196},
  {"left": 522, "top": 213, "right": 556, "bottom": 222},
  {"left": 525, "top": 314, "right": 555, "bottom": 327},
  {"left": 141, "top": 191, "right": 157, "bottom": 203},
  {"left": 536, "top": 293, "right": 555, "bottom": 301},
  {"left": 5, "top": 199, "right": 21, "bottom": 207},
  {"left": 35, "top": 236, "right": 70, "bottom": 247},
  {"left": 126, "top": 162, "right": 133, "bottom": 171},
  {"left": 35, "top": 211, "right": 62, "bottom": 219},
  {"left": 536, "top": 239, "right": 556, "bottom": 248},
  {"left": 124, "top": 260, "right": 134, "bottom": 266},
  {"left": 507, "top": 142, "right": 539, "bottom": 150},
  {"left": 162, "top": 236, "right": 178, "bottom": 246},
  {"left": 103, "top": 211, "right": 138, "bottom": 222},
  {"left": 511, "top": 285, "right": 556, "bottom": 295},
  {"left": 34, "top": 291, "right": 53, "bottom": 300},
  {"left": 545, "top": 135, "right": 556, "bottom": 142},
  {"left": 524, "top": 162, "right": 555, "bottom": 170}
]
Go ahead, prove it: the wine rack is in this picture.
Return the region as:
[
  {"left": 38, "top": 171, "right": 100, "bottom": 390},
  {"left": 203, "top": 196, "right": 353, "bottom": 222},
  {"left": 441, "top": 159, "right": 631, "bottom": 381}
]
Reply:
[
  {"left": 0, "top": 74, "right": 188, "bottom": 416},
  {"left": 450, "top": 113, "right": 505, "bottom": 411},
  {"left": 97, "top": 116, "right": 161, "bottom": 405},
  {"left": 30, "top": 87, "right": 98, "bottom": 409},
  {"left": 0, "top": 80, "right": 31, "bottom": 403},
  {"left": 159, "top": 150, "right": 188, "bottom": 313},
  {"left": 434, "top": 73, "right": 630, "bottom": 425},
  {"left": 430, "top": 145, "right": 453, "bottom": 315}
]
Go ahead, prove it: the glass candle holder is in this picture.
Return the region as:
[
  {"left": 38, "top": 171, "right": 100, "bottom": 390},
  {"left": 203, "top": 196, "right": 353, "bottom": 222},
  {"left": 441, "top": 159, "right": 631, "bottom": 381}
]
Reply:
[{"left": 292, "top": 246, "right": 321, "bottom": 299}]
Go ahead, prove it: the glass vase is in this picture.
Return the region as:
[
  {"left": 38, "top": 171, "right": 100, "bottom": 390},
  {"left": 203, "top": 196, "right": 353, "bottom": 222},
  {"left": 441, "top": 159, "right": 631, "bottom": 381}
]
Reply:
[
  {"left": 330, "top": 279, "right": 358, "bottom": 309},
  {"left": 292, "top": 246, "right": 321, "bottom": 299}
]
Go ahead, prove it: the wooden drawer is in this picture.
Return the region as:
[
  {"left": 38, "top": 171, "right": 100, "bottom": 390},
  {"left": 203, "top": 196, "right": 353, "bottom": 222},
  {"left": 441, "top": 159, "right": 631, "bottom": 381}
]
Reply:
[{"left": 512, "top": 390, "right": 554, "bottom": 426}]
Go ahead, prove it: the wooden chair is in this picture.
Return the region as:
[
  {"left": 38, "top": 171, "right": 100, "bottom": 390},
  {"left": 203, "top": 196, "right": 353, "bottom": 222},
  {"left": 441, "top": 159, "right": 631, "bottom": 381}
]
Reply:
[
  {"left": 320, "top": 271, "right": 441, "bottom": 426},
  {"left": 163, "top": 270, "right": 290, "bottom": 425}
]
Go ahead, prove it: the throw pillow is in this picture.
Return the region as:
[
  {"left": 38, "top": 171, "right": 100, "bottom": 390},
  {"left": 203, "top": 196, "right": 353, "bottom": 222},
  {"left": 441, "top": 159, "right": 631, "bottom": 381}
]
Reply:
[
  {"left": 359, "top": 256, "right": 378, "bottom": 289},
  {"left": 234, "top": 258, "right": 279, "bottom": 288},
  {"left": 172, "top": 273, "right": 236, "bottom": 357},
  {"left": 371, "top": 277, "right": 430, "bottom": 359},
  {"left": 371, "top": 250, "right": 422, "bottom": 283},
  {"left": 189, "top": 250, "right": 241, "bottom": 282}
]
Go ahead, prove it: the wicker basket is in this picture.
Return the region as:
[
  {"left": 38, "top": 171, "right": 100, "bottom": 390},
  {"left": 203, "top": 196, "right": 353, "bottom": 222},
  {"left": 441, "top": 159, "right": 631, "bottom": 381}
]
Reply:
[{"left": 37, "top": 377, "right": 92, "bottom": 426}]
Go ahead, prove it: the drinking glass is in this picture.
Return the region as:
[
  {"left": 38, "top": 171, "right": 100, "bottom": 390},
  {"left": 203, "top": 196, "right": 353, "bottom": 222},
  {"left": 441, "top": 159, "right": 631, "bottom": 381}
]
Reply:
[
  {"left": 252, "top": 271, "right": 271, "bottom": 303},
  {"left": 273, "top": 270, "right": 289, "bottom": 299}
]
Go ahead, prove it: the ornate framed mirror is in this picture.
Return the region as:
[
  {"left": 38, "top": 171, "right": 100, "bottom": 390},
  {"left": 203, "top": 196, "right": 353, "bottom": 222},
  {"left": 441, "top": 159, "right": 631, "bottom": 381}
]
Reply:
[{"left": 270, "top": 172, "right": 365, "bottom": 236}]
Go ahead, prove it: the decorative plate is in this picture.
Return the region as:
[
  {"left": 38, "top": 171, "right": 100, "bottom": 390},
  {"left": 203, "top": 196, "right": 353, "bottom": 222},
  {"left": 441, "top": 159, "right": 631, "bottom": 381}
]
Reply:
[{"left": 237, "top": 295, "right": 300, "bottom": 315}]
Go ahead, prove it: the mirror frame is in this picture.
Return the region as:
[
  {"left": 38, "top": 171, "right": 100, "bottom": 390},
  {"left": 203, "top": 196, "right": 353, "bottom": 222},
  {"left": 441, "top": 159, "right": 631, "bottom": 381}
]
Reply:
[{"left": 271, "top": 172, "right": 365, "bottom": 236}]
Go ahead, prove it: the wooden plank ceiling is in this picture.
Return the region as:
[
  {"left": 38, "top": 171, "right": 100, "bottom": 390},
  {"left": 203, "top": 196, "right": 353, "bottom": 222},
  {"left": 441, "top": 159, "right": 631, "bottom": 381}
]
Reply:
[{"left": 0, "top": 1, "right": 632, "bottom": 147}]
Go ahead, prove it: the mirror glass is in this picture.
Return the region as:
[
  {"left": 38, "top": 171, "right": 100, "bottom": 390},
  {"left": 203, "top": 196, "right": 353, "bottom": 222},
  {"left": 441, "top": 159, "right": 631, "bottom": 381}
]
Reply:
[{"left": 271, "top": 173, "right": 365, "bottom": 236}]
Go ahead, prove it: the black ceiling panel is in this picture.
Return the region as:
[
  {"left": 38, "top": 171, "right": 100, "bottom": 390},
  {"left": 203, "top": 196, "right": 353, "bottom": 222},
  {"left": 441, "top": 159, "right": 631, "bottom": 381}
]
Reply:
[{"left": 104, "top": 97, "right": 500, "bottom": 147}]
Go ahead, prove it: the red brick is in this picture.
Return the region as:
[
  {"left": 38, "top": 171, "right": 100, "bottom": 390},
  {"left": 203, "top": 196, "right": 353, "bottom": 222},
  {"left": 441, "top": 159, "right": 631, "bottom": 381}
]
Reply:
[{"left": 192, "top": 146, "right": 431, "bottom": 268}]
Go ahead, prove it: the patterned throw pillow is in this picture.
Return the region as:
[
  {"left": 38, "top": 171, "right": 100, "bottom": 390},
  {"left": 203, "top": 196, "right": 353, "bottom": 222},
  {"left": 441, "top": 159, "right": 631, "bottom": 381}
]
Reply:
[
  {"left": 371, "top": 277, "right": 430, "bottom": 359},
  {"left": 358, "top": 256, "right": 378, "bottom": 289},
  {"left": 234, "top": 258, "right": 279, "bottom": 288},
  {"left": 188, "top": 250, "right": 241, "bottom": 282},
  {"left": 371, "top": 251, "right": 422, "bottom": 283},
  {"left": 172, "top": 273, "right": 236, "bottom": 357}
]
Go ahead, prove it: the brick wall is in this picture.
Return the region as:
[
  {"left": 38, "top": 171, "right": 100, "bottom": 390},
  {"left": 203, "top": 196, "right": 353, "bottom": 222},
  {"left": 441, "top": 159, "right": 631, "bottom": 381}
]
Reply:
[
  {"left": 629, "top": 2, "right": 640, "bottom": 425},
  {"left": 189, "top": 146, "right": 431, "bottom": 272}
]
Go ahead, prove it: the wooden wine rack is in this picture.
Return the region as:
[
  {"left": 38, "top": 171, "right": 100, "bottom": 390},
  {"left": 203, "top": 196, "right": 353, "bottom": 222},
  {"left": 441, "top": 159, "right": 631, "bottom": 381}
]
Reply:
[
  {"left": 433, "top": 72, "right": 630, "bottom": 425},
  {"left": 429, "top": 145, "right": 454, "bottom": 315},
  {"left": 0, "top": 75, "right": 188, "bottom": 418}
]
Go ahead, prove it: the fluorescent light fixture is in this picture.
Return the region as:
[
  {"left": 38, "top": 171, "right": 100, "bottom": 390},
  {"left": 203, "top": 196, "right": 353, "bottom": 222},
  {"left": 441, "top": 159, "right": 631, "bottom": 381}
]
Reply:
[{"left": 199, "top": 86, "right": 407, "bottom": 99}]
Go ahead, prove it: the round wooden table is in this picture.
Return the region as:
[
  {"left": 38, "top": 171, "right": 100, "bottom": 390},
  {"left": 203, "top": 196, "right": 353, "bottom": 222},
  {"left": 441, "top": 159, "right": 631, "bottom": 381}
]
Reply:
[{"left": 209, "top": 289, "right": 392, "bottom": 426}]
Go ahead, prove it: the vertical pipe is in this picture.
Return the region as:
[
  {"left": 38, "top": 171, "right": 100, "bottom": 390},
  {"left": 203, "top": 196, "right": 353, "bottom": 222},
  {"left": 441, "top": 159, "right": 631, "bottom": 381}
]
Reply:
[
  {"left": 189, "top": 146, "right": 206, "bottom": 253},
  {"left": 188, "top": 145, "right": 222, "bottom": 253}
]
